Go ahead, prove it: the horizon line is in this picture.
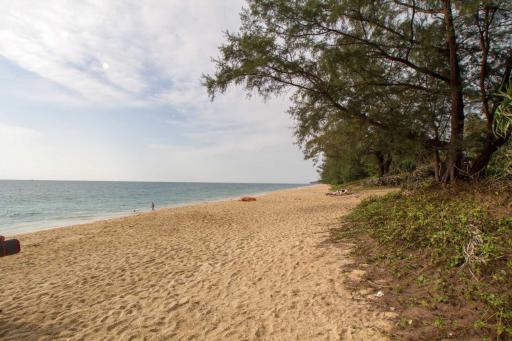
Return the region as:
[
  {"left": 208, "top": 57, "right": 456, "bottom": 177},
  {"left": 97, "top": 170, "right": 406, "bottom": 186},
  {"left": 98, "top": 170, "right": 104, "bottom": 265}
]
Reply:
[{"left": 0, "top": 178, "right": 312, "bottom": 185}]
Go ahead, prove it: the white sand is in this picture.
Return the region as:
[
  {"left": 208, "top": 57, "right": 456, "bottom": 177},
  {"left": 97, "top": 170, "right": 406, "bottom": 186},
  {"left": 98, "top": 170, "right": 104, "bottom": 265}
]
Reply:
[{"left": 0, "top": 184, "right": 395, "bottom": 340}]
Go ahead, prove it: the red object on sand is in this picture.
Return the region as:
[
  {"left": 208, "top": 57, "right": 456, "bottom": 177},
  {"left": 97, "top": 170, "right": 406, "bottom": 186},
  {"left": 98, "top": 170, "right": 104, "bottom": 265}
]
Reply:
[
  {"left": 240, "top": 197, "right": 257, "bottom": 202},
  {"left": 0, "top": 237, "right": 21, "bottom": 257}
]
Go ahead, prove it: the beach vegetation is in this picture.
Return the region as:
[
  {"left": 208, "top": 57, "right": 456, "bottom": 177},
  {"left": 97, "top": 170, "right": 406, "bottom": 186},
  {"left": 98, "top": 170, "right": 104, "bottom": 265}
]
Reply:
[{"left": 336, "top": 180, "right": 512, "bottom": 339}]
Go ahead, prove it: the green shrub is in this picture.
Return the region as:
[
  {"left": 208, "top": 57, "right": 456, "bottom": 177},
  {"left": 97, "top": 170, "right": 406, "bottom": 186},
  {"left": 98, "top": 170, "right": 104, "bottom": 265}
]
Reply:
[
  {"left": 341, "top": 184, "right": 512, "bottom": 337},
  {"left": 486, "top": 142, "right": 512, "bottom": 179}
]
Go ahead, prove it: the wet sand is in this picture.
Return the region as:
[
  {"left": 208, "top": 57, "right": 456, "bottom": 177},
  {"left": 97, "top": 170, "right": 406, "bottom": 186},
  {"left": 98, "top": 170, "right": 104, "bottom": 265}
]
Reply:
[{"left": 0, "top": 184, "right": 394, "bottom": 340}]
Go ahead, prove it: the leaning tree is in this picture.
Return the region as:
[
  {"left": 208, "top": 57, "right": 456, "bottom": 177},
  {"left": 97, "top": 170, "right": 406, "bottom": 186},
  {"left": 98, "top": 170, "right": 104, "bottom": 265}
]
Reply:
[{"left": 204, "top": 0, "right": 512, "bottom": 182}]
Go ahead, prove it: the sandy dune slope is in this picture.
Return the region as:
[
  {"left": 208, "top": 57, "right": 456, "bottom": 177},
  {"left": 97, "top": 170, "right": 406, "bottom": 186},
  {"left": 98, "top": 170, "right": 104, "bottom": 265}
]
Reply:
[{"left": 0, "top": 185, "right": 394, "bottom": 340}]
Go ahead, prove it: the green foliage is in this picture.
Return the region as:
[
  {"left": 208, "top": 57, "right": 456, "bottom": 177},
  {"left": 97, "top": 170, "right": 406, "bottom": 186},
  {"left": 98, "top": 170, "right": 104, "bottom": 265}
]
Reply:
[
  {"left": 347, "top": 192, "right": 486, "bottom": 255},
  {"left": 486, "top": 142, "right": 512, "bottom": 178},
  {"left": 205, "top": 0, "right": 512, "bottom": 181},
  {"left": 320, "top": 155, "right": 370, "bottom": 184},
  {"left": 494, "top": 82, "right": 512, "bottom": 139},
  {"left": 311, "top": 119, "right": 374, "bottom": 183},
  {"left": 341, "top": 184, "right": 512, "bottom": 337}
]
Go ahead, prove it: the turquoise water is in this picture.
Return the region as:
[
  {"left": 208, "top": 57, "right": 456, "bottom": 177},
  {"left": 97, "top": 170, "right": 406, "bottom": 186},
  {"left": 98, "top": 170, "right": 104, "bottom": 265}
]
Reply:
[{"left": 0, "top": 180, "right": 304, "bottom": 235}]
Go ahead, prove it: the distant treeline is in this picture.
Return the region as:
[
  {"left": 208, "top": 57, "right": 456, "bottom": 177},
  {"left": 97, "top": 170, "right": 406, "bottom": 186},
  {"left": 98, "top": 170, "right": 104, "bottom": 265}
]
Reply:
[{"left": 204, "top": 0, "right": 512, "bottom": 184}]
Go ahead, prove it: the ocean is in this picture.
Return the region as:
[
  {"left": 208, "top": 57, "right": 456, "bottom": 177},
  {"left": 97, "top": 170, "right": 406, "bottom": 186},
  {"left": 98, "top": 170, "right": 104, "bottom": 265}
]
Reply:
[{"left": 0, "top": 180, "right": 305, "bottom": 235}]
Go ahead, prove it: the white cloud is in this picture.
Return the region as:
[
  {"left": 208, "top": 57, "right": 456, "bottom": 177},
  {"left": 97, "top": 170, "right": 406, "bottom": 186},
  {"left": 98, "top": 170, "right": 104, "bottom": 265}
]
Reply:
[
  {"left": 0, "top": 1, "right": 318, "bottom": 182},
  {"left": 0, "top": 0, "right": 290, "bottom": 128},
  {"left": 0, "top": 0, "right": 244, "bottom": 105}
]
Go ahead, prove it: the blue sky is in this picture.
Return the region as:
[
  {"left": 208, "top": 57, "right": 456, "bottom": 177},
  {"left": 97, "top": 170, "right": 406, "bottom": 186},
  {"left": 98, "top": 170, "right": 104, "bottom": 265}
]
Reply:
[{"left": 0, "top": 0, "right": 317, "bottom": 183}]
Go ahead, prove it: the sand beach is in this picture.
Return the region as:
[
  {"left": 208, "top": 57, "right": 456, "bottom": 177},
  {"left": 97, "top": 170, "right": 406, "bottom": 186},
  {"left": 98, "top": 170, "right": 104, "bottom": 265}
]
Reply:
[{"left": 0, "top": 184, "right": 395, "bottom": 340}]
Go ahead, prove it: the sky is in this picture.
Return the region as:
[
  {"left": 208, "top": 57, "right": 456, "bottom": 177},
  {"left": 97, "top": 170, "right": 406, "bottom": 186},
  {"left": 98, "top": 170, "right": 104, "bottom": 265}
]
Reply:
[{"left": 0, "top": 0, "right": 317, "bottom": 183}]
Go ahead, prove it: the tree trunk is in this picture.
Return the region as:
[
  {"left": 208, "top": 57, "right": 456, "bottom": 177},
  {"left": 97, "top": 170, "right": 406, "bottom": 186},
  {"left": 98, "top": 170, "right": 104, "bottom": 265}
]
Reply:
[
  {"left": 477, "top": 5, "right": 492, "bottom": 126},
  {"left": 376, "top": 151, "right": 385, "bottom": 178},
  {"left": 469, "top": 51, "right": 511, "bottom": 176},
  {"left": 384, "top": 154, "right": 392, "bottom": 175},
  {"left": 375, "top": 151, "right": 392, "bottom": 177},
  {"left": 443, "top": 0, "right": 465, "bottom": 182},
  {"left": 470, "top": 133, "right": 508, "bottom": 177},
  {"left": 434, "top": 147, "right": 441, "bottom": 182}
]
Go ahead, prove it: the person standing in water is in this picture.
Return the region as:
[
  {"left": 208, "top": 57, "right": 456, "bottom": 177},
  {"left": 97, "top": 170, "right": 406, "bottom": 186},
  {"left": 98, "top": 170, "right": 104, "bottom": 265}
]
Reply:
[{"left": 151, "top": 201, "right": 155, "bottom": 211}]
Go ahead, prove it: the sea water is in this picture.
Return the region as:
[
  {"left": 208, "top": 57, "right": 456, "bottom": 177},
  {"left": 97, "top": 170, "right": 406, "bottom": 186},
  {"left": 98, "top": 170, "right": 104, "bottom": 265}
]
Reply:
[{"left": 0, "top": 180, "right": 304, "bottom": 235}]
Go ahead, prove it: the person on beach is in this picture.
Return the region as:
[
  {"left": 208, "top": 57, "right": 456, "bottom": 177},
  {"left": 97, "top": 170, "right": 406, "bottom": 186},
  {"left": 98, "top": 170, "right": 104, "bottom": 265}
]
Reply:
[{"left": 151, "top": 201, "right": 155, "bottom": 211}]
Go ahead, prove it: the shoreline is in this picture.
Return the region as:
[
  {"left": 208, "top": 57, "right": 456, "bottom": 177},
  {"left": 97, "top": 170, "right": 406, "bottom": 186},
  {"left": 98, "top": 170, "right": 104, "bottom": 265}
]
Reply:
[
  {"left": 0, "top": 184, "right": 395, "bottom": 340},
  {"left": 8, "top": 184, "right": 313, "bottom": 237}
]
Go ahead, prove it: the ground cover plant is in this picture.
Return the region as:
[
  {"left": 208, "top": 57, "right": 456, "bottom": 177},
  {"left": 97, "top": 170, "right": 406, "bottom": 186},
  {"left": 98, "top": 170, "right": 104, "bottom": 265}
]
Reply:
[{"left": 335, "top": 180, "right": 512, "bottom": 339}]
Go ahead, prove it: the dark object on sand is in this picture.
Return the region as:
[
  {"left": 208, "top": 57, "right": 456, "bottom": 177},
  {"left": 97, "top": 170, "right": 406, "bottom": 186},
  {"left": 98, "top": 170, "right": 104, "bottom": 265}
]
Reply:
[
  {"left": 240, "top": 197, "right": 257, "bottom": 202},
  {"left": 0, "top": 236, "right": 21, "bottom": 257}
]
